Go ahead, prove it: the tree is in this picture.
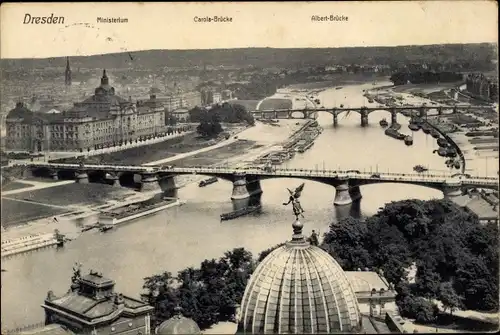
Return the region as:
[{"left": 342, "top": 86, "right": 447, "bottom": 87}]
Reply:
[
  {"left": 321, "top": 217, "right": 373, "bottom": 270},
  {"left": 438, "top": 281, "right": 463, "bottom": 315}
]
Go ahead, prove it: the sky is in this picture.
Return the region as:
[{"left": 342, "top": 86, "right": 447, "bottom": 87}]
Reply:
[{"left": 0, "top": 1, "right": 498, "bottom": 59}]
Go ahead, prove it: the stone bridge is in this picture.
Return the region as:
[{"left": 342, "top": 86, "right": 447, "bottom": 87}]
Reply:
[
  {"left": 24, "top": 163, "right": 499, "bottom": 206},
  {"left": 251, "top": 105, "right": 494, "bottom": 127}
]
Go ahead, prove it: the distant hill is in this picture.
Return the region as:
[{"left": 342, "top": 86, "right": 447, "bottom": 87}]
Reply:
[{"left": 1, "top": 43, "right": 497, "bottom": 71}]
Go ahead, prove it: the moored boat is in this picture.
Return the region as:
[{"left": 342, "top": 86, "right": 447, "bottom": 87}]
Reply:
[
  {"left": 437, "top": 147, "right": 447, "bottom": 157},
  {"left": 445, "top": 147, "right": 457, "bottom": 158},
  {"left": 99, "top": 225, "right": 114, "bottom": 232},
  {"left": 430, "top": 128, "right": 440, "bottom": 138},
  {"left": 199, "top": 177, "right": 218, "bottom": 187},
  {"left": 408, "top": 123, "right": 420, "bottom": 131},
  {"left": 413, "top": 165, "right": 428, "bottom": 173},
  {"left": 404, "top": 135, "right": 413, "bottom": 146},
  {"left": 220, "top": 205, "right": 262, "bottom": 221},
  {"left": 421, "top": 123, "right": 431, "bottom": 134},
  {"left": 385, "top": 128, "right": 405, "bottom": 140},
  {"left": 391, "top": 123, "right": 401, "bottom": 131},
  {"left": 437, "top": 138, "right": 449, "bottom": 147},
  {"left": 379, "top": 118, "right": 389, "bottom": 127},
  {"left": 454, "top": 161, "right": 461, "bottom": 169}
]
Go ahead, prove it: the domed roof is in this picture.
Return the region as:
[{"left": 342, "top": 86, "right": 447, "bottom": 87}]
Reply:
[
  {"left": 238, "top": 220, "right": 362, "bottom": 334},
  {"left": 156, "top": 307, "right": 201, "bottom": 335}
]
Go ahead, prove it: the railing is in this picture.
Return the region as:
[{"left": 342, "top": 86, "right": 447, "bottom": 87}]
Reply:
[
  {"left": 24, "top": 163, "right": 499, "bottom": 186},
  {"left": 2, "top": 321, "right": 46, "bottom": 334}
]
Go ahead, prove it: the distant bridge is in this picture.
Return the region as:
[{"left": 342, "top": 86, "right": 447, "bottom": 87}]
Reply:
[
  {"left": 251, "top": 104, "right": 494, "bottom": 127},
  {"left": 24, "top": 163, "right": 499, "bottom": 206}
]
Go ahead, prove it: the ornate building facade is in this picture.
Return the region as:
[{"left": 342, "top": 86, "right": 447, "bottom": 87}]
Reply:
[
  {"left": 41, "top": 268, "right": 154, "bottom": 334},
  {"left": 5, "top": 70, "right": 167, "bottom": 152}
]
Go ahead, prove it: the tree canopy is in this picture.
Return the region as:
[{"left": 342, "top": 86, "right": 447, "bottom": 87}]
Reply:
[
  {"left": 320, "top": 199, "right": 499, "bottom": 322},
  {"left": 142, "top": 198, "right": 498, "bottom": 329},
  {"left": 142, "top": 248, "right": 255, "bottom": 330}
]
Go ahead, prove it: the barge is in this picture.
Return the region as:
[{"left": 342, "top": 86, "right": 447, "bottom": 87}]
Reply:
[
  {"left": 408, "top": 123, "right": 420, "bottom": 131},
  {"left": 385, "top": 127, "right": 405, "bottom": 140},
  {"left": 421, "top": 123, "right": 432, "bottom": 134},
  {"left": 220, "top": 205, "right": 262, "bottom": 221},
  {"left": 98, "top": 198, "right": 183, "bottom": 227},
  {"left": 199, "top": 177, "right": 218, "bottom": 187},
  {"left": 404, "top": 135, "right": 414, "bottom": 146},
  {"left": 1, "top": 230, "right": 66, "bottom": 259},
  {"left": 430, "top": 128, "right": 440, "bottom": 139},
  {"left": 437, "top": 138, "right": 449, "bottom": 148},
  {"left": 391, "top": 123, "right": 401, "bottom": 131}
]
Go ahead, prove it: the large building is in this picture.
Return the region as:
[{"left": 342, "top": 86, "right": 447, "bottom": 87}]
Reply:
[
  {"left": 144, "top": 87, "right": 202, "bottom": 112},
  {"left": 236, "top": 218, "right": 401, "bottom": 334},
  {"left": 5, "top": 70, "right": 167, "bottom": 152},
  {"left": 40, "top": 268, "right": 154, "bottom": 334}
]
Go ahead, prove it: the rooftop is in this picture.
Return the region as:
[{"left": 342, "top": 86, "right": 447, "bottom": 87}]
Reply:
[{"left": 238, "top": 219, "right": 362, "bottom": 334}]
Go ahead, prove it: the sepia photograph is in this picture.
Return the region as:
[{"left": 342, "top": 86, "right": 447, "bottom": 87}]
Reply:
[{"left": 0, "top": 1, "right": 498, "bottom": 334}]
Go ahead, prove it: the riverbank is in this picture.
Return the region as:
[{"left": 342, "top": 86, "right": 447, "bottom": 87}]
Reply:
[
  {"left": 369, "top": 83, "right": 498, "bottom": 177},
  {"left": 1, "top": 119, "right": 308, "bottom": 241}
]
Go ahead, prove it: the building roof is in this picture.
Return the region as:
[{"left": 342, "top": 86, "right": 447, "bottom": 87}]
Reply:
[
  {"left": 238, "top": 219, "right": 362, "bottom": 334},
  {"left": 344, "top": 271, "right": 389, "bottom": 293},
  {"left": 156, "top": 308, "right": 201, "bottom": 334}
]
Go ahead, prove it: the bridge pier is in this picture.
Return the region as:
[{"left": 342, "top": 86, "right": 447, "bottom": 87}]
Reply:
[
  {"left": 437, "top": 107, "right": 443, "bottom": 116},
  {"left": 332, "top": 113, "right": 338, "bottom": 126},
  {"left": 360, "top": 112, "right": 368, "bottom": 127},
  {"left": 107, "top": 172, "right": 121, "bottom": 187},
  {"left": 418, "top": 107, "right": 426, "bottom": 118},
  {"left": 390, "top": 112, "right": 397, "bottom": 126},
  {"left": 158, "top": 175, "right": 177, "bottom": 193},
  {"left": 442, "top": 184, "right": 463, "bottom": 198},
  {"left": 334, "top": 181, "right": 353, "bottom": 206},
  {"left": 140, "top": 172, "right": 162, "bottom": 193},
  {"left": 231, "top": 173, "right": 250, "bottom": 200},
  {"left": 349, "top": 183, "right": 362, "bottom": 202},
  {"left": 75, "top": 171, "right": 89, "bottom": 184}
]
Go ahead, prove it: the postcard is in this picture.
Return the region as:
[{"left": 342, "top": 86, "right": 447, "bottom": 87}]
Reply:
[{"left": 0, "top": 1, "right": 498, "bottom": 334}]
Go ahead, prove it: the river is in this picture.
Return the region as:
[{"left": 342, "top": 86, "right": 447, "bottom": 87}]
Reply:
[{"left": 0, "top": 82, "right": 484, "bottom": 329}]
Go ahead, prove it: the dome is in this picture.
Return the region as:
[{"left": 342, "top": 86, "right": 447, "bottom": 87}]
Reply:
[
  {"left": 238, "top": 220, "right": 362, "bottom": 334},
  {"left": 156, "top": 307, "right": 201, "bottom": 335}
]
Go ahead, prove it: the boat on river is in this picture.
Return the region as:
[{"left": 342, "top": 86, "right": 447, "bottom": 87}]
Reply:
[
  {"left": 99, "top": 225, "right": 114, "bottom": 232},
  {"left": 391, "top": 123, "right": 401, "bottom": 131},
  {"left": 430, "top": 128, "right": 440, "bottom": 138},
  {"left": 385, "top": 128, "right": 405, "bottom": 140},
  {"left": 199, "top": 177, "right": 218, "bottom": 187},
  {"left": 437, "top": 138, "right": 449, "bottom": 147},
  {"left": 421, "top": 123, "right": 431, "bottom": 134},
  {"left": 379, "top": 118, "right": 389, "bottom": 127},
  {"left": 404, "top": 135, "right": 413, "bottom": 146},
  {"left": 408, "top": 123, "right": 420, "bottom": 131},
  {"left": 413, "top": 165, "right": 428, "bottom": 173},
  {"left": 220, "top": 205, "right": 262, "bottom": 221}
]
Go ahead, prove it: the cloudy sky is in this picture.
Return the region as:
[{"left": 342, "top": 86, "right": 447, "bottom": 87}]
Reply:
[{"left": 1, "top": 1, "right": 497, "bottom": 59}]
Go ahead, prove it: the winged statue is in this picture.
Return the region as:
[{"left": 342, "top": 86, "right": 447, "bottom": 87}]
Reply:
[{"left": 283, "top": 183, "right": 305, "bottom": 220}]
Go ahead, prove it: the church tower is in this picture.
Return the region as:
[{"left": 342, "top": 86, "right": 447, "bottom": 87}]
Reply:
[{"left": 65, "top": 57, "right": 72, "bottom": 86}]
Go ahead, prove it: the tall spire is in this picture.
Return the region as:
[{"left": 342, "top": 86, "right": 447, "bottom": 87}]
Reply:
[
  {"left": 101, "top": 69, "right": 109, "bottom": 86},
  {"left": 65, "top": 57, "right": 72, "bottom": 86}
]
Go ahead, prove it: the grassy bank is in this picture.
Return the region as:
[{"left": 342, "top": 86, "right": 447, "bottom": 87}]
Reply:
[
  {"left": 1, "top": 198, "right": 70, "bottom": 228},
  {"left": 166, "top": 140, "right": 259, "bottom": 167},
  {"left": 51, "top": 132, "right": 224, "bottom": 166}
]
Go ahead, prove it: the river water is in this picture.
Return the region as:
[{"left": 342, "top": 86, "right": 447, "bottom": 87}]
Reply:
[{"left": 0, "top": 82, "right": 487, "bottom": 329}]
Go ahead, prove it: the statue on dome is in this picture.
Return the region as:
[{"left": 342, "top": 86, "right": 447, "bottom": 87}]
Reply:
[
  {"left": 71, "top": 262, "right": 82, "bottom": 284},
  {"left": 282, "top": 183, "right": 305, "bottom": 220}
]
